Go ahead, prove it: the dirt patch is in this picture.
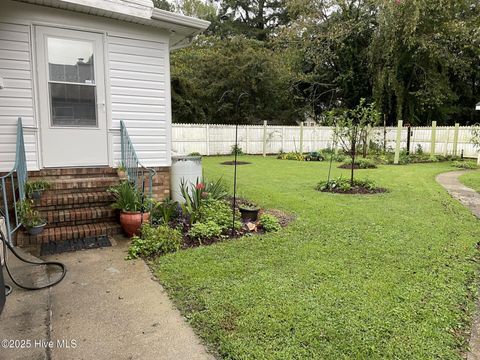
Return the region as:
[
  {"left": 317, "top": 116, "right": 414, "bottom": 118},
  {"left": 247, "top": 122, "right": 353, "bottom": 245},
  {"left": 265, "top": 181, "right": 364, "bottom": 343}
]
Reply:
[
  {"left": 262, "top": 209, "right": 295, "bottom": 227},
  {"left": 320, "top": 186, "right": 387, "bottom": 195},
  {"left": 221, "top": 161, "right": 252, "bottom": 166}
]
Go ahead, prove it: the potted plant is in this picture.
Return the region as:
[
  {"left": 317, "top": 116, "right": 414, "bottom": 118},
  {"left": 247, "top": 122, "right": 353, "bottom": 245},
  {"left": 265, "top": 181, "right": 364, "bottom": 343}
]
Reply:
[
  {"left": 117, "top": 163, "right": 128, "bottom": 180},
  {"left": 25, "top": 179, "right": 51, "bottom": 200},
  {"left": 238, "top": 202, "right": 260, "bottom": 222},
  {"left": 108, "top": 181, "right": 150, "bottom": 237},
  {"left": 18, "top": 199, "right": 46, "bottom": 235}
]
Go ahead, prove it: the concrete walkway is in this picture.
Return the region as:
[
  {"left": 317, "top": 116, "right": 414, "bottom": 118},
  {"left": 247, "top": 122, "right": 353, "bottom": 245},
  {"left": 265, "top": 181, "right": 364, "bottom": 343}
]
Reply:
[
  {"left": 436, "top": 170, "right": 480, "bottom": 360},
  {"left": 1, "top": 237, "right": 213, "bottom": 360}
]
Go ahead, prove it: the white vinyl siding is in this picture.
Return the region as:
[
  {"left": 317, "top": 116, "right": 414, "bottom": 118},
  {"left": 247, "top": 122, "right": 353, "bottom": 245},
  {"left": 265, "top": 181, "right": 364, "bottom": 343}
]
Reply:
[
  {"left": 0, "top": 22, "right": 39, "bottom": 171},
  {"left": 108, "top": 35, "right": 169, "bottom": 167}
]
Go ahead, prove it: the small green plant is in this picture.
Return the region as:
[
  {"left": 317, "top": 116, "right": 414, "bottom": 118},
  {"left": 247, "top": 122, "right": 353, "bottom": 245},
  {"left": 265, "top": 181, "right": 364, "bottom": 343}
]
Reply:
[
  {"left": 230, "top": 144, "right": 244, "bottom": 156},
  {"left": 108, "top": 181, "right": 142, "bottom": 212},
  {"left": 127, "top": 224, "right": 181, "bottom": 259},
  {"left": 188, "top": 221, "right": 223, "bottom": 243},
  {"left": 188, "top": 152, "right": 202, "bottom": 156},
  {"left": 342, "top": 158, "right": 377, "bottom": 169},
  {"left": 151, "top": 198, "right": 178, "bottom": 225},
  {"left": 279, "top": 152, "right": 305, "bottom": 161},
  {"left": 196, "top": 199, "right": 240, "bottom": 231},
  {"left": 259, "top": 214, "right": 281, "bottom": 232},
  {"left": 117, "top": 163, "right": 126, "bottom": 172},
  {"left": 452, "top": 161, "right": 478, "bottom": 169},
  {"left": 415, "top": 144, "right": 424, "bottom": 155},
  {"left": 18, "top": 199, "right": 45, "bottom": 228},
  {"left": 203, "top": 177, "right": 229, "bottom": 200},
  {"left": 24, "top": 179, "right": 51, "bottom": 199},
  {"left": 316, "top": 177, "right": 378, "bottom": 193}
]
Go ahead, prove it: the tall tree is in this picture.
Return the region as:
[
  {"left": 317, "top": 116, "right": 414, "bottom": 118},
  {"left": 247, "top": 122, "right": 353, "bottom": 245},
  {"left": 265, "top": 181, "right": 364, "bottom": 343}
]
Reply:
[{"left": 370, "top": 0, "right": 480, "bottom": 125}]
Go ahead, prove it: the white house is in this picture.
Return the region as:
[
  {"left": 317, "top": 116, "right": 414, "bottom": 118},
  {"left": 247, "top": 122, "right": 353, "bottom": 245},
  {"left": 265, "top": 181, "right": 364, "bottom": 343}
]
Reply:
[
  {"left": 0, "top": 0, "right": 208, "bottom": 171},
  {"left": 0, "top": 0, "right": 209, "bottom": 246}
]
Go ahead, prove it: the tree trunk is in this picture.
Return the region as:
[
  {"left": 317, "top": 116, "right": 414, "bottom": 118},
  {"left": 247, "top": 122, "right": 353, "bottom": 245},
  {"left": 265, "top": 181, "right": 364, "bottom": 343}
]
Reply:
[{"left": 350, "top": 138, "right": 356, "bottom": 186}]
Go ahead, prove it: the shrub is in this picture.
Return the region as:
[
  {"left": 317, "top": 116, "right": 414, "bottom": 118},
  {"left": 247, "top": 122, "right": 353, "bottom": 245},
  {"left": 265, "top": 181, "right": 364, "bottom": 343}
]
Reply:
[
  {"left": 342, "top": 158, "right": 377, "bottom": 169},
  {"left": 452, "top": 161, "right": 478, "bottom": 169},
  {"left": 128, "top": 224, "right": 181, "bottom": 259},
  {"left": 316, "top": 177, "right": 377, "bottom": 192},
  {"left": 188, "top": 221, "right": 223, "bottom": 242},
  {"left": 151, "top": 198, "right": 178, "bottom": 225},
  {"left": 188, "top": 152, "right": 202, "bottom": 156},
  {"left": 230, "top": 144, "right": 244, "bottom": 156},
  {"left": 195, "top": 199, "right": 241, "bottom": 231},
  {"left": 319, "top": 149, "right": 346, "bottom": 162},
  {"left": 259, "top": 214, "right": 281, "bottom": 232},
  {"left": 278, "top": 152, "right": 305, "bottom": 161}
]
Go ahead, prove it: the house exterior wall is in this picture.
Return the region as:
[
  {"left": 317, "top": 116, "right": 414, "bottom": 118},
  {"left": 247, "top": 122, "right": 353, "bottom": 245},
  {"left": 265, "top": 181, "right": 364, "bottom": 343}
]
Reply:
[{"left": 0, "top": 0, "right": 172, "bottom": 172}]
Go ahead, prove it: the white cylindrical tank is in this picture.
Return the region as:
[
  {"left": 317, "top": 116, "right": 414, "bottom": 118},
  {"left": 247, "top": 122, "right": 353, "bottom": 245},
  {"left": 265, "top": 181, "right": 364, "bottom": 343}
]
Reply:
[{"left": 170, "top": 156, "right": 203, "bottom": 203}]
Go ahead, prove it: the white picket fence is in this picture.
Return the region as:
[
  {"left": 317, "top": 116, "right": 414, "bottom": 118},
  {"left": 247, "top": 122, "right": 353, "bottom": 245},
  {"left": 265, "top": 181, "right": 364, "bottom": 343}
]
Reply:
[{"left": 172, "top": 122, "right": 479, "bottom": 158}]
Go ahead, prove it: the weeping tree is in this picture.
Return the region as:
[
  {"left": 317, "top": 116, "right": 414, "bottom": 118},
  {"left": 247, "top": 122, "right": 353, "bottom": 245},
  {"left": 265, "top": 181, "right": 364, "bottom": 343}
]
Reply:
[{"left": 328, "top": 99, "right": 380, "bottom": 185}]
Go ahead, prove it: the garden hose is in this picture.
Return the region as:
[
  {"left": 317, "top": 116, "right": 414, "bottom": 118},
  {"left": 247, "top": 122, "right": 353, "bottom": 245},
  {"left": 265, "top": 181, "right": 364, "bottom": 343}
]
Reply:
[{"left": 1, "top": 227, "right": 67, "bottom": 293}]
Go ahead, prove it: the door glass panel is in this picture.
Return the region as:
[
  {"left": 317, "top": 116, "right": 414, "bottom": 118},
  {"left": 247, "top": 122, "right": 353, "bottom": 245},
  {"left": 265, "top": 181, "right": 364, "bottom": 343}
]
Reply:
[
  {"left": 47, "top": 37, "right": 97, "bottom": 127},
  {"left": 48, "top": 38, "right": 95, "bottom": 83},
  {"left": 49, "top": 83, "right": 97, "bottom": 126}
]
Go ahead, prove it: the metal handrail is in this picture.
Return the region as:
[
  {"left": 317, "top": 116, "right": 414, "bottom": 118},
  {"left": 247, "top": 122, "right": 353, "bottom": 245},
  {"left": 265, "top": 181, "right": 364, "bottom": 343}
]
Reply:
[
  {"left": 0, "top": 118, "right": 28, "bottom": 244},
  {"left": 119, "top": 120, "right": 156, "bottom": 200}
]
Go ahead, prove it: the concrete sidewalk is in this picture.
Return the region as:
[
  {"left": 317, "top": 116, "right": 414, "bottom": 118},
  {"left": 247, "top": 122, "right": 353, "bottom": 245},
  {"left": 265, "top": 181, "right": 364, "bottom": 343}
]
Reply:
[
  {"left": 436, "top": 170, "right": 480, "bottom": 360},
  {"left": 0, "top": 237, "right": 213, "bottom": 360}
]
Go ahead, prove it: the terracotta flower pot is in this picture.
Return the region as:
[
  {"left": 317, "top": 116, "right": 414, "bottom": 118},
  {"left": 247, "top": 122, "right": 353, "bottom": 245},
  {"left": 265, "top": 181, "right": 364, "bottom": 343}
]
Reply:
[{"left": 120, "top": 211, "right": 150, "bottom": 238}]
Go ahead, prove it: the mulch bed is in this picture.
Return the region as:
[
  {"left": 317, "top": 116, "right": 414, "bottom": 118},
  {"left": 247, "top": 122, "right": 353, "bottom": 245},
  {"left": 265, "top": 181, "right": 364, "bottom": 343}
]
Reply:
[
  {"left": 320, "top": 186, "right": 387, "bottom": 195},
  {"left": 338, "top": 164, "right": 375, "bottom": 169},
  {"left": 221, "top": 161, "right": 252, "bottom": 165}
]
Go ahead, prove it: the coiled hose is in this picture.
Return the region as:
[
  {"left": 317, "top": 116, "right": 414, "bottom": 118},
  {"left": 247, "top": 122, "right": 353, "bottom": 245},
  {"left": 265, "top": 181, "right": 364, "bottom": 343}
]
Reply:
[{"left": 1, "top": 228, "right": 66, "bottom": 294}]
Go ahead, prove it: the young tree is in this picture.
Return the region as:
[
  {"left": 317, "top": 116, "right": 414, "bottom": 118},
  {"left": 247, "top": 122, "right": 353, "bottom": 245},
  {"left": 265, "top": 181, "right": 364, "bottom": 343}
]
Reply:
[
  {"left": 472, "top": 124, "right": 480, "bottom": 165},
  {"left": 328, "top": 99, "right": 380, "bottom": 185}
]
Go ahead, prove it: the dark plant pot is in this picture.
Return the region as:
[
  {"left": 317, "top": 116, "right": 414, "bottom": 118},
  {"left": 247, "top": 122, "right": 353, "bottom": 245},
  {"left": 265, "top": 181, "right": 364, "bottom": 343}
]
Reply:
[
  {"left": 120, "top": 211, "right": 150, "bottom": 238},
  {"left": 27, "top": 223, "right": 46, "bottom": 236},
  {"left": 239, "top": 207, "right": 259, "bottom": 222},
  {"left": 31, "top": 190, "right": 42, "bottom": 200}
]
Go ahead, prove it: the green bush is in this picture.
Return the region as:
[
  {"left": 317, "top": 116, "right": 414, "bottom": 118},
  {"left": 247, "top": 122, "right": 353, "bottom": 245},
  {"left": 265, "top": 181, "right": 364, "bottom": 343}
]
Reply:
[
  {"left": 195, "top": 199, "right": 241, "bottom": 231},
  {"left": 278, "top": 152, "right": 305, "bottom": 161},
  {"left": 128, "top": 224, "right": 182, "bottom": 259},
  {"left": 151, "top": 198, "right": 178, "bottom": 225},
  {"left": 188, "top": 221, "right": 223, "bottom": 241},
  {"left": 342, "top": 158, "right": 377, "bottom": 169},
  {"left": 231, "top": 145, "right": 244, "bottom": 156},
  {"left": 188, "top": 152, "right": 202, "bottom": 156},
  {"left": 452, "top": 161, "right": 478, "bottom": 169},
  {"left": 319, "top": 149, "right": 346, "bottom": 162},
  {"left": 259, "top": 214, "right": 281, "bottom": 232},
  {"left": 316, "top": 177, "right": 377, "bottom": 192}
]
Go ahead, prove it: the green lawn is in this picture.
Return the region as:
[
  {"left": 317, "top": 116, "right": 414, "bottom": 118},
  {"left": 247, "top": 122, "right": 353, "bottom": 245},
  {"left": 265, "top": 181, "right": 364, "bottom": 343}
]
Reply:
[
  {"left": 460, "top": 171, "right": 480, "bottom": 193},
  {"left": 154, "top": 156, "right": 480, "bottom": 359}
]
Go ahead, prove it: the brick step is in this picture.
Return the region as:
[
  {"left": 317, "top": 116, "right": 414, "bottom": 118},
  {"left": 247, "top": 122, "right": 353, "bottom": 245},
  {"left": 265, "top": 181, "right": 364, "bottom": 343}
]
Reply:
[
  {"left": 35, "top": 191, "right": 114, "bottom": 210},
  {"left": 44, "top": 177, "right": 120, "bottom": 193},
  {"left": 42, "top": 206, "right": 117, "bottom": 228},
  {"left": 15, "top": 222, "right": 122, "bottom": 245},
  {"left": 28, "top": 167, "right": 118, "bottom": 179}
]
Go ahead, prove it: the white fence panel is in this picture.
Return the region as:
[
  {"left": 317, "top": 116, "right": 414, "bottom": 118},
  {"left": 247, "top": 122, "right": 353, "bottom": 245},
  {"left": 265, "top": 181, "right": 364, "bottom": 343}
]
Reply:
[{"left": 172, "top": 123, "right": 479, "bottom": 158}]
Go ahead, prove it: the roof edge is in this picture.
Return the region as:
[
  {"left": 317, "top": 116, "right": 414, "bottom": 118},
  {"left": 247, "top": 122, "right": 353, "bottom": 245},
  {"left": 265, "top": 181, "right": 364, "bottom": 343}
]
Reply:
[{"left": 151, "top": 8, "right": 210, "bottom": 31}]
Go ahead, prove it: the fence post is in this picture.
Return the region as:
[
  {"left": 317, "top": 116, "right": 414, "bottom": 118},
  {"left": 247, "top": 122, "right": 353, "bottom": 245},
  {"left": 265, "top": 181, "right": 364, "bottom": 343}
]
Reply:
[
  {"left": 430, "top": 121, "right": 437, "bottom": 157},
  {"left": 205, "top": 124, "right": 210, "bottom": 156},
  {"left": 245, "top": 126, "right": 249, "bottom": 154},
  {"left": 262, "top": 120, "right": 267, "bottom": 157},
  {"left": 452, "top": 123, "right": 459, "bottom": 157},
  {"left": 299, "top": 122, "right": 304, "bottom": 153},
  {"left": 444, "top": 127, "right": 450, "bottom": 156},
  {"left": 281, "top": 126, "right": 285, "bottom": 151},
  {"left": 334, "top": 126, "right": 339, "bottom": 154},
  {"left": 394, "top": 120, "right": 403, "bottom": 164}
]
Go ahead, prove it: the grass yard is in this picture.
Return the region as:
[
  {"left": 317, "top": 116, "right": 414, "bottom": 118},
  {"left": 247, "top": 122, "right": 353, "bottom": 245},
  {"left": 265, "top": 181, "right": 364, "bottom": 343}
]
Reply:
[
  {"left": 460, "top": 171, "right": 480, "bottom": 193},
  {"left": 154, "top": 156, "right": 480, "bottom": 359}
]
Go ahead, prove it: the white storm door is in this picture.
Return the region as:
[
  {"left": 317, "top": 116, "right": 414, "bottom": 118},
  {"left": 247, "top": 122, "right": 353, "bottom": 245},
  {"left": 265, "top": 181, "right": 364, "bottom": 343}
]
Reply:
[{"left": 36, "top": 27, "right": 108, "bottom": 167}]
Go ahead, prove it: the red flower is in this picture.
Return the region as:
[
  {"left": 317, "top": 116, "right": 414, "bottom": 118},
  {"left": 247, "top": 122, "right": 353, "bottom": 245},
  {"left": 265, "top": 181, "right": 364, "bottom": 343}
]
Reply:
[{"left": 196, "top": 183, "right": 205, "bottom": 190}]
